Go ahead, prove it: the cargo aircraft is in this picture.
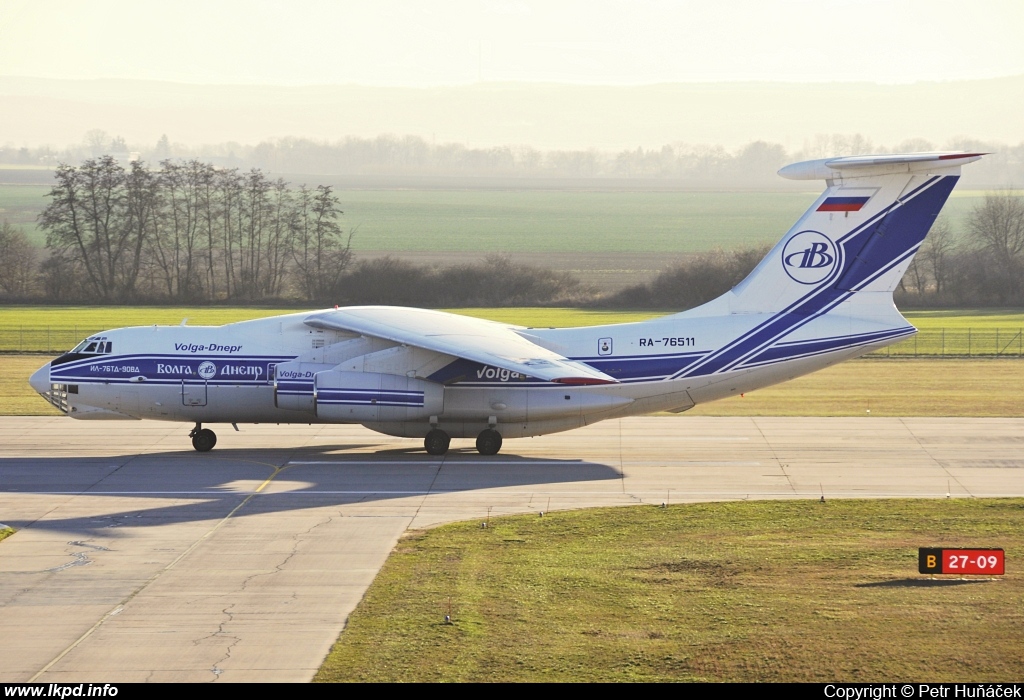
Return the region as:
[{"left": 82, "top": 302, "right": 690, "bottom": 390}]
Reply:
[{"left": 30, "top": 153, "right": 982, "bottom": 455}]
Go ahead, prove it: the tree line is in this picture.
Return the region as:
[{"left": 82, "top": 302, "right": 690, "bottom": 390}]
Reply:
[
  {"left": 4, "top": 131, "right": 1024, "bottom": 187},
  {"left": 30, "top": 157, "right": 350, "bottom": 303}
]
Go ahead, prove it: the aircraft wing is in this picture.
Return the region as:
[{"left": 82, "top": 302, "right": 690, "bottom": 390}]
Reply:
[{"left": 303, "top": 306, "right": 617, "bottom": 385}]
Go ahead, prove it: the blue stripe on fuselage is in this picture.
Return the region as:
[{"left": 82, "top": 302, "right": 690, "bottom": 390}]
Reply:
[{"left": 49, "top": 354, "right": 295, "bottom": 384}]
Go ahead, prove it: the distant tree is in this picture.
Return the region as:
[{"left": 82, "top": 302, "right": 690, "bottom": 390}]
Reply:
[
  {"left": 919, "top": 216, "right": 957, "bottom": 296},
  {"left": 40, "top": 157, "right": 131, "bottom": 300},
  {"left": 604, "top": 244, "right": 772, "bottom": 309},
  {"left": 291, "top": 185, "right": 350, "bottom": 301},
  {"left": 83, "top": 129, "right": 109, "bottom": 157},
  {"left": 968, "top": 192, "right": 1024, "bottom": 302},
  {"left": 0, "top": 221, "right": 38, "bottom": 297},
  {"left": 152, "top": 160, "right": 206, "bottom": 299},
  {"left": 154, "top": 135, "right": 171, "bottom": 161},
  {"left": 894, "top": 137, "right": 935, "bottom": 154}
]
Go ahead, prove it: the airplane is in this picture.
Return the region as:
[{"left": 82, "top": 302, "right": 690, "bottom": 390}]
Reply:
[{"left": 29, "top": 152, "right": 982, "bottom": 455}]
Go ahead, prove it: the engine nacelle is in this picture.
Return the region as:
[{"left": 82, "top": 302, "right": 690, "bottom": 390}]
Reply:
[{"left": 314, "top": 370, "right": 444, "bottom": 423}]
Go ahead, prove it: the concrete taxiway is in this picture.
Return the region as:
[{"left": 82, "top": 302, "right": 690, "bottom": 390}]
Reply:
[{"left": 1, "top": 415, "right": 1023, "bottom": 682}]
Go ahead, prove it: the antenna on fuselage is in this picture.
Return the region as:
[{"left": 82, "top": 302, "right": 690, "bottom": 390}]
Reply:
[{"left": 180, "top": 318, "right": 188, "bottom": 326}]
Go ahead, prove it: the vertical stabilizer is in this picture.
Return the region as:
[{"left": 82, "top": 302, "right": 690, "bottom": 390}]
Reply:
[
  {"left": 722, "top": 152, "right": 983, "bottom": 315},
  {"left": 668, "top": 153, "right": 983, "bottom": 380}
]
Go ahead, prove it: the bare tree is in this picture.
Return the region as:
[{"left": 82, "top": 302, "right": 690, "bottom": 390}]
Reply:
[
  {"left": 291, "top": 185, "right": 350, "bottom": 301},
  {"left": 919, "top": 216, "right": 957, "bottom": 296},
  {"left": 40, "top": 157, "right": 134, "bottom": 300},
  {"left": 83, "top": 129, "right": 109, "bottom": 157},
  {"left": 0, "top": 221, "right": 38, "bottom": 297},
  {"left": 968, "top": 192, "right": 1024, "bottom": 302}
]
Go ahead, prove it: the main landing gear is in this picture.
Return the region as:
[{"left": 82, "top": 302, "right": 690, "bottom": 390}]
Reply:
[
  {"left": 422, "top": 428, "right": 504, "bottom": 456},
  {"left": 424, "top": 429, "right": 451, "bottom": 456},
  {"left": 190, "top": 423, "right": 217, "bottom": 452},
  {"left": 475, "top": 429, "right": 502, "bottom": 456}
]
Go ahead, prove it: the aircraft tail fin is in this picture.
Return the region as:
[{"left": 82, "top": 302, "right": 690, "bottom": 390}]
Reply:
[{"left": 706, "top": 152, "right": 983, "bottom": 316}]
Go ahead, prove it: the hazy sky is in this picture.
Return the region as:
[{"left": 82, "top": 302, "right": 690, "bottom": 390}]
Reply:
[{"left": 1, "top": 0, "right": 1023, "bottom": 86}]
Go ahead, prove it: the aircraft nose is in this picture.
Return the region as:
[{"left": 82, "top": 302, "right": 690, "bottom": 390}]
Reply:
[{"left": 29, "top": 362, "right": 51, "bottom": 395}]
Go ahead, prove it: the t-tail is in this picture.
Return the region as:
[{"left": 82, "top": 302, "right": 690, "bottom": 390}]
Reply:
[{"left": 672, "top": 152, "right": 984, "bottom": 376}]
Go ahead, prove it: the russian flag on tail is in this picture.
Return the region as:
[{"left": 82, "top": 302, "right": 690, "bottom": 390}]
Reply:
[{"left": 817, "top": 196, "right": 871, "bottom": 212}]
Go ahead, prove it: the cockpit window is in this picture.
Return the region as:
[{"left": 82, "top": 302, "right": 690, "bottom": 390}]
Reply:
[{"left": 70, "top": 339, "right": 113, "bottom": 355}]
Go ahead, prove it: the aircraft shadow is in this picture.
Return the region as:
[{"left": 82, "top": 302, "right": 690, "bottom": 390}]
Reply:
[{"left": 0, "top": 444, "right": 622, "bottom": 536}]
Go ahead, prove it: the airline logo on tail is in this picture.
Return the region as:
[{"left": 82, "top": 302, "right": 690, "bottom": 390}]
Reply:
[{"left": 782, "top": 231, "right": 838, "bottom": 284}]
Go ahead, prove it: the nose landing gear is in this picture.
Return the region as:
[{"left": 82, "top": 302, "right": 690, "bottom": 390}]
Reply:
[{"left": 189, "top": 423, "right": 217, "bottom": 452}]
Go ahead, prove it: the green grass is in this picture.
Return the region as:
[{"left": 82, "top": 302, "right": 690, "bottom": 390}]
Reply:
[
  {"left": 691, "top": 359, "right": 1024, "bottom": 417},
  {"left": 3, "top": 355, "right": 61, "bottom": 415},
  {"left": 0, "top": 527, "right": 13, "bottom": 543},
  {"left": 903, "top": 309, "right": 1024, "bottom": 329},
  {"left": 0, "top": 184, "right": 48, "bottom": 244},
  {"left": 340, "top": 190, "right": 807, "bottom": 254},
  {"left": 0, "top": 305, "right": 662, "bottom": 331},
  {"left": 315, "top": 499, "right": 1024, "bottom": 682}
]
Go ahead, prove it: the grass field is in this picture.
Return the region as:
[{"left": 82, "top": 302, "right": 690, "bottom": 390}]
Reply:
[
  {"left": 0, "top": 184, "right": 48, "bottom": 244},
  {"left": 1, "top": 305, "right": 1023, "bottom": 330},
  {"left": 0, "top": 184, "right": 993, "bottom": 253},
  {"left": 0, "top": 527, "right": 12, "bottom": 542},
  {"left": 689, "top": 359, "right": 1024, "bottom": 417},
  {"left": 0, "top": 305, "right": 666, "bottom": 331},
  {"left": 314, "top": 498, "right": 1024, "bottom": 682}
]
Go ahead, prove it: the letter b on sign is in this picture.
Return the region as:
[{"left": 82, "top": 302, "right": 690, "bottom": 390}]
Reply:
[{"left": 919, "top": 548, "right": 942, "bottom": 574}]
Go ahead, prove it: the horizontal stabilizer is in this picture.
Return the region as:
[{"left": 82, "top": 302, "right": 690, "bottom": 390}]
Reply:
[{"left": 779, "top": 152, "right": 985, "bottom": 181}]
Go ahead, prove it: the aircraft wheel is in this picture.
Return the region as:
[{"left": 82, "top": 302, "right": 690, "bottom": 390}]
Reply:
[
  {"left": 192, "top": 428, "right": 217, "bottom": 452},
  {"left": 476, "top": 429, "right": 502, "bottom": 456},
  {"left": 424, "top": 429, "right": 450, "bottom": 456}
]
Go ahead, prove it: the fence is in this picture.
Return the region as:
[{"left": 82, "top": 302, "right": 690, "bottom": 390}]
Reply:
[
  {"left": 2, "top": 326, "right": 1022, "bottom": 358},
  {"left": 866, "top": 329, "right": 1024, "bottom": 358}
]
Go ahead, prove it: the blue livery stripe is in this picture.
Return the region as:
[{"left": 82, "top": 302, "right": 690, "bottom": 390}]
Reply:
[{"left": 739, "top": 328, "right": 916, "bottom": 367}]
